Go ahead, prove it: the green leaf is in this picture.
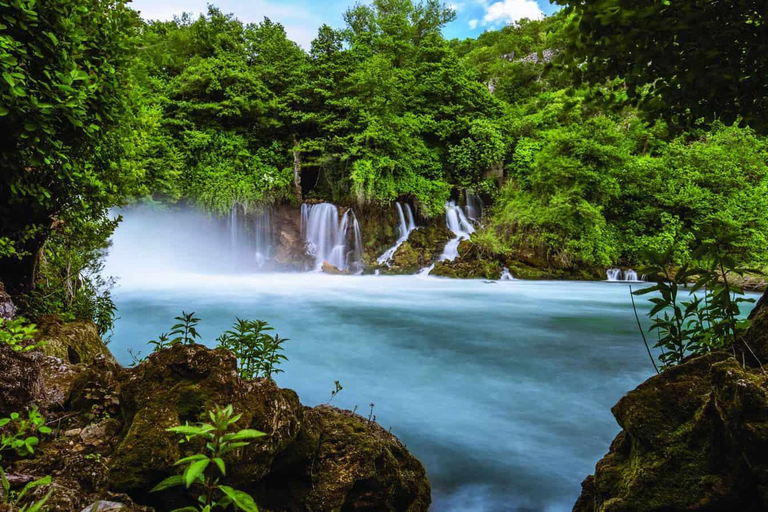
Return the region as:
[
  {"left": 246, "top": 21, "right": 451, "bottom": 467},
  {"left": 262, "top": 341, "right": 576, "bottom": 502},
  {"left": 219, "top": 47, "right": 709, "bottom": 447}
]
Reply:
[
  {"left": 151, "top": 474, "right": 184, "bottom": 492},
  {"left": 174, "top": 454, "right": 209, "bottom": 466},
  {"left": 17, "top": 475, "right": 52, "bottom": 502},
  {"left": 223, "top": 429, "right": 266, "bottom": 442},
  {"left": 218, "top": 485, "right": 259, "bottom": 512},
  {"left": 213, "top": 457, "right": 226, "bottom": 476},
  {"left": 184, "top": 458, "right": 209, "bottom": 488}
]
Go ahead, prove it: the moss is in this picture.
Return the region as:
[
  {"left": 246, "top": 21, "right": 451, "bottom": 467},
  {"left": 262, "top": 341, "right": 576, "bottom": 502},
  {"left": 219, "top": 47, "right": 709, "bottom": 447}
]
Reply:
[{"left": 38, "top": 316, "right": 115, "bottom": 365}]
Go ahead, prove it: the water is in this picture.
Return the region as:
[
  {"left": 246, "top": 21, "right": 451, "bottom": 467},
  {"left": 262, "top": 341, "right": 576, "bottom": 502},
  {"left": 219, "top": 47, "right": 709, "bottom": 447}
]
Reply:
[
  {"left": 104, "top": 211, "right": 759, "bottom": 511},
  {"left": 441, "top": 201, "right": 475, "bottom": 262},
  {"left": 301, "top": 203, "right": 363, "bottom": 272},
  {"left": 606, "top": 268, "right": 643, "bottom": 282},
  {"left": 465, "top": 189, "right": 484, "bottom": 222},
  {"left": 378, "top": 203, "right": 419, "bottom": 265}
]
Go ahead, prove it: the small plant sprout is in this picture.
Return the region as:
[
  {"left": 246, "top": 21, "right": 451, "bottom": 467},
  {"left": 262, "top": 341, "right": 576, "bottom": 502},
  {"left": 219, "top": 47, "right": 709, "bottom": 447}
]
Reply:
[
  {"left": 151, "top": 404, "right": 264, "bottom": 511},
  {"left": 0, "top": 318, "right": 46, "bottom": 353},
  {"left": 0, "top": 407, "right": 52, "bottom": 460},
  {"left": 328, "top": 381, "right": 343, "bottom": 404},
  {"left": 216, "top": 318, "right": 289, "bottom": 380},
  {"left": 170, "top": 311, "right": 202, "bottom": 345}
]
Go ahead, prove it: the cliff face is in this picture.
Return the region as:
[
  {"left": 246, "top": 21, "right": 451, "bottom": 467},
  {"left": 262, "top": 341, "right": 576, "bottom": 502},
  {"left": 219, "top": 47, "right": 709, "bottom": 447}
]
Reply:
[
  {"left": 573, "top": 291, "right": 768, "bottom": 512},
  {"left": 1, "top": 336, "right": 431, "bottom": 511}
]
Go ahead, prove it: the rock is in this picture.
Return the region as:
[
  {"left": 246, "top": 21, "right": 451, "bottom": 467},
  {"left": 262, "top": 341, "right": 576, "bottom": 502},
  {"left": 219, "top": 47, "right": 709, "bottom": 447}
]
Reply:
[
  {"left": 82, "top": 501, "right": 131, "bottom": 512},
  {"left": 38, "top": 316, "right": 115, "bottom": 365},
  {"left": 2, "top": 326, "right": 431, "bottom": 512},
  {"left": 0, "top": 344, "right": 44, "bottom": 416},
  {"left": 381, "top": 225, "right": 453, "bottom": 274},
  {"left": 321, "top": 261, "right": 349, "bottom": 275},
  {"left": 573, "top": 291, "right": 768, "bottom": 512},
  {"left": 0, "top": 279, "right": 15, "bottom": 320}
]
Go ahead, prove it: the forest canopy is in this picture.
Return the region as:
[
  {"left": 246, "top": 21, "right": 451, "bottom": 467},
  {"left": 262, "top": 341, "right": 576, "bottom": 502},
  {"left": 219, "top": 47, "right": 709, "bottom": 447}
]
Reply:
[{"left": 1, "top": 0, "right": 767, "bottom": 305}]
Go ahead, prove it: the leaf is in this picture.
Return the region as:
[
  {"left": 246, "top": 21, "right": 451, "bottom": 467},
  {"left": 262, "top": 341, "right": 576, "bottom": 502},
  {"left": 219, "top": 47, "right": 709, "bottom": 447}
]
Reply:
[
  {"left": 170, "top": 507, "right": 201, "bottom": 512},
  {"left": 174, "top": 454, "right": 209, "bottom": 466},
  {"left": 213, "top": 457, "right": 226, "bottom": 476},
  {"left": 17, "top": 475, "right": 52, "bottom": 502},
  {"left": 167, "top": 424, "right": 215, "bottom": 436},
  {"left": 151, "top": 474, "right": 184, "bottom": 493},
  {"left": 223, "top": 429, "right": 266, "bottom": 441},
  {"left": 20, "top": 490, "right": 52, "bottom": 512},
  {"left": 184, "top": 458, "right": 209, "bottom": 488},
  {"left": 218, "top": 485, "right": 259, "bottom": 512}
]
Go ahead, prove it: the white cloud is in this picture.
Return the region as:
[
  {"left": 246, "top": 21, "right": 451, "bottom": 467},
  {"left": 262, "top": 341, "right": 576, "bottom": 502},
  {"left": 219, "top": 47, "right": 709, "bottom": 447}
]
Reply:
[
  {"left": 129, "top": 0, "right": 319, "bottom": 48},
  {"left": 468, "top": 19, "right": 479, "bottom": 29},
  {"left": 481, "top": 0, "right": 543, "bottom": 26},
  {"left": 448, "top": 2, "right": 466, "bottom": 12}
]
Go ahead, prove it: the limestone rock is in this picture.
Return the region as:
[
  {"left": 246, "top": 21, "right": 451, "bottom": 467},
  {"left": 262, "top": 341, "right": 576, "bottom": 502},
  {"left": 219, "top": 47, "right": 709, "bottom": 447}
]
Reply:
[
  {"left": 38, "top": 316, "right": 115, "bottom": 365},
  {"left": 573, "top": 291, "right": 768, "bottom": 512}
]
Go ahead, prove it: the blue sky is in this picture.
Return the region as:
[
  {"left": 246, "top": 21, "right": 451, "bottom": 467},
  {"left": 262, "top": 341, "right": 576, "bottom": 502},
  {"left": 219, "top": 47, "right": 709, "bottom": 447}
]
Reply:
[{"left": 128, "top": 0, "right": 559, "bottom": 48}]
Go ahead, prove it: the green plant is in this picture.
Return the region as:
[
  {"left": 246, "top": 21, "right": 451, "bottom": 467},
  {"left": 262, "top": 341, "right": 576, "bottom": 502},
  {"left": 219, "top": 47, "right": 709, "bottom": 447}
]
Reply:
[
  {"left": 149, "top": 333, "right": 172, "bottom": 351},
  {"left": 216, "top": 319, "right": 288, "bottom": 380},
  {"left": 0, "top": 468, "right": 52, "bottom": 511},
  {"left": 0, "top": 318, "right": 45, "bottom": 353},
  {"left": 327, "top": 381, "right": 343, "bottom": 404},
  {"left": 0, "top": 408, "right": 52, "bottom": 460},
  {"left": 171, "top": 312, "right": 202, "bottom": 345},
  {"left": 151, "top": 405, "right": 264, "bottom": 512},
  {"left": 633, "top": 245, "right": 759, "bottom": 369}
]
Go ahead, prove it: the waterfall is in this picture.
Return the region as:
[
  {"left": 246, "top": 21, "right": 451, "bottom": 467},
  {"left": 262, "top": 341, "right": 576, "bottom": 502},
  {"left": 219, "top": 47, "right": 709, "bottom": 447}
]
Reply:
[
  {"left": 228, "top": 204, "right": 272, "bottom": 269},
  {"left": 302, "top": 203, "right": 363, "bottom": 272},
  {"left": 624, "top": 269, "right": 639, "bottom": 282},
  {"left": 377, "top": 202, "right": 418, "bottom": 265},
  {"left": 465, "top": 189, "right": 484, "bottom": 222},
  {"left": 606, "top": 268, "right": 643, "bottom": 282},
  {"left": 500, "top": 268, "right": 514, "bottom": 281},
  {"left": 441, "top": 201, "right": 475, "bottom": 261}
]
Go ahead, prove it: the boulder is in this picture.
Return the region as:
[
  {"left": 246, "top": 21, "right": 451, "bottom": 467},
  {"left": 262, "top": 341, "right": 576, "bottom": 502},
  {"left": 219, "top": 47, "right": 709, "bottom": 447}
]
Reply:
[
  {"left": 321, "top": 261, "right": 349, "bottom": 275},
  {"left": 38, "top": 316, "right": 116, "bottom": 365},
  {"left": 2, "top": 337, "right": 431, "bottom": 512},
  {"left": 573, "top": 291, "right": 768, "bottom": 512}
]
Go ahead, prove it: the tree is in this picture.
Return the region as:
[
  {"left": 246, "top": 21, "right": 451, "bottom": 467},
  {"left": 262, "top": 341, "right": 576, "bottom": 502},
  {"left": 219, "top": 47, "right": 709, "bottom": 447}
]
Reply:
[
  {"left": 554, "top": 0, "right": 768, "bottom": 132},
  {"left": 0, "top": 0, "right": 138, "bottom": 294}
]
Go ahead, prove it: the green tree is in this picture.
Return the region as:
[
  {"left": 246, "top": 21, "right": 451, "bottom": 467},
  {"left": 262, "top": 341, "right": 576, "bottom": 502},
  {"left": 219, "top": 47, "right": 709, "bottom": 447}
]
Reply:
[{"left": 0, "top": 0, "right": 138, "bottom": 294}]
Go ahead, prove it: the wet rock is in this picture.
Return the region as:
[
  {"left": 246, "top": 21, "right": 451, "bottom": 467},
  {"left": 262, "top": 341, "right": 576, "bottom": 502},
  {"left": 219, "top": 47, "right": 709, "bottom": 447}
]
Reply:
[
  {"left": 381, "top": 225, "right": 453, "bottom": 274},
  {"left": 0, "top": 280, "right": 15, "bottom": 320},
  {"left": 321, "top": 261, "right": 349, "bottom": 275},
  {"left": 573, "top": 290, "right": 768, "bottom": 512}
]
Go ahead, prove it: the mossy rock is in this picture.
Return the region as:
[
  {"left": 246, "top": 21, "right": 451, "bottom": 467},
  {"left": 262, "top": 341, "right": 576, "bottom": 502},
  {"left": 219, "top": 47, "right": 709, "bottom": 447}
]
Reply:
[
  {"left": 379, "top": 225, "right": 453, "bottom": 274},
  {"left": 573, "top": 295, "right": 768, "bottom": 512},
  {"left": 38, "top": 316, "right": 115, "bottom": 365}
]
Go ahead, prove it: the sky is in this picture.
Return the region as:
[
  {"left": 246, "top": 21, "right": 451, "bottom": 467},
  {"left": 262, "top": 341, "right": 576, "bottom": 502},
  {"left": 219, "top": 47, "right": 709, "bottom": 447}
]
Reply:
[{"left": 127, "top": 0, "right": 560, "bottom": 49}]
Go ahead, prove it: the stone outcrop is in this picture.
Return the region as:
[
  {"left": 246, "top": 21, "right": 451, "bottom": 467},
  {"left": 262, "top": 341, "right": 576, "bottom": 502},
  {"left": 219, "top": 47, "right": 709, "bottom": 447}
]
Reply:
[
  {"left": 573, "top": 291, "right": 768, "bottom": 512},
  {"left": 1, "top": 334, "right": 430, "bottom": 512},
  {"left": 378, "top": 225, "right": 453, "bottom": 274},
  {"left": 38, "top": 316, "right": 116, "bottom": 365}
]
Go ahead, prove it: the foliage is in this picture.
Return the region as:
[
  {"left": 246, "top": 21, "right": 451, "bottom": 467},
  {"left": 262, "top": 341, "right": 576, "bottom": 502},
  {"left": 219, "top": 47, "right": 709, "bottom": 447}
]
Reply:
[
  {"left": 0, "top": 0, "right": 139, "bottom": 294},
  {"left": 0, "top": 318, "right": 44, "bottom": 353},
  {"left": 328, "top": 381, "right": 343, "bottom": 404},
  {"left": 170, "top": 312, "right": 202, "bottom": 345},
  {"left": 216, "top": 319, "right": 288, "bottom": 380},
  {"left": 633, "top": 246, "right": 758, "bottom": 369},
  {"left": 553, "top": 0, "right": 768, "bottom": 132},
  {"left": 0, "top": 468, "right": 52, "bottom": 512},
  {"left": 151, "top": 404, "right": 263, "bottom": 512},
  {"left": 16, "top": 215, "right": 119, "bottom": 339},
  {"left": 0, "top": 408, "right": 52, "bottom": 460}
]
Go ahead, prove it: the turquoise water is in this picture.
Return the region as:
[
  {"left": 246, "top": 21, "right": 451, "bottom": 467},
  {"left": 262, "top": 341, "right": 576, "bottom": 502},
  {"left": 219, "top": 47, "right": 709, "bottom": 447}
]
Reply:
[
  {"left": 104, "top": 208, "right": 758, "bottom": 511},
  {"left": 108, "top": 272, "right": 670, "bottom": 512}
]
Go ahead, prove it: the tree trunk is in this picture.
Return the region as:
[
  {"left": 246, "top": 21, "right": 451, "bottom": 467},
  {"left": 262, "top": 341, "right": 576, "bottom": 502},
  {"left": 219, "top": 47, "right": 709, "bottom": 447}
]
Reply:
[{"left": 293, "top": 136, "right": 302, "bottom": 203}]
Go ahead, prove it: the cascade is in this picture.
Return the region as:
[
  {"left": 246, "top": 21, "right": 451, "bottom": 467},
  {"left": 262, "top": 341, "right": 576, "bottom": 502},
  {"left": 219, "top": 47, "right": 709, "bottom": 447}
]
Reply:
[
  {"left": 500, "top": 268, "right": 514, "bottom": 281},
  {"left": 606, "top": 268, "right": 644, "bottom": 282},
  {"left": 302, "top": 203, "right": 363, "bottom": 272},
  {"left": 465, "top": 189, "right": 485, "bottom": 222},
  {"left": 624, "top": 269, "right": 639, "bottom": 282},
  {"left": 228, "top": 204, "right": 272, "bottom": 269},
  {"left": 377, "top": 202, "right": 418, "bottom": 265},
  {"left": 440, "top": 201, "right": 475, "bottom": 262}
]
